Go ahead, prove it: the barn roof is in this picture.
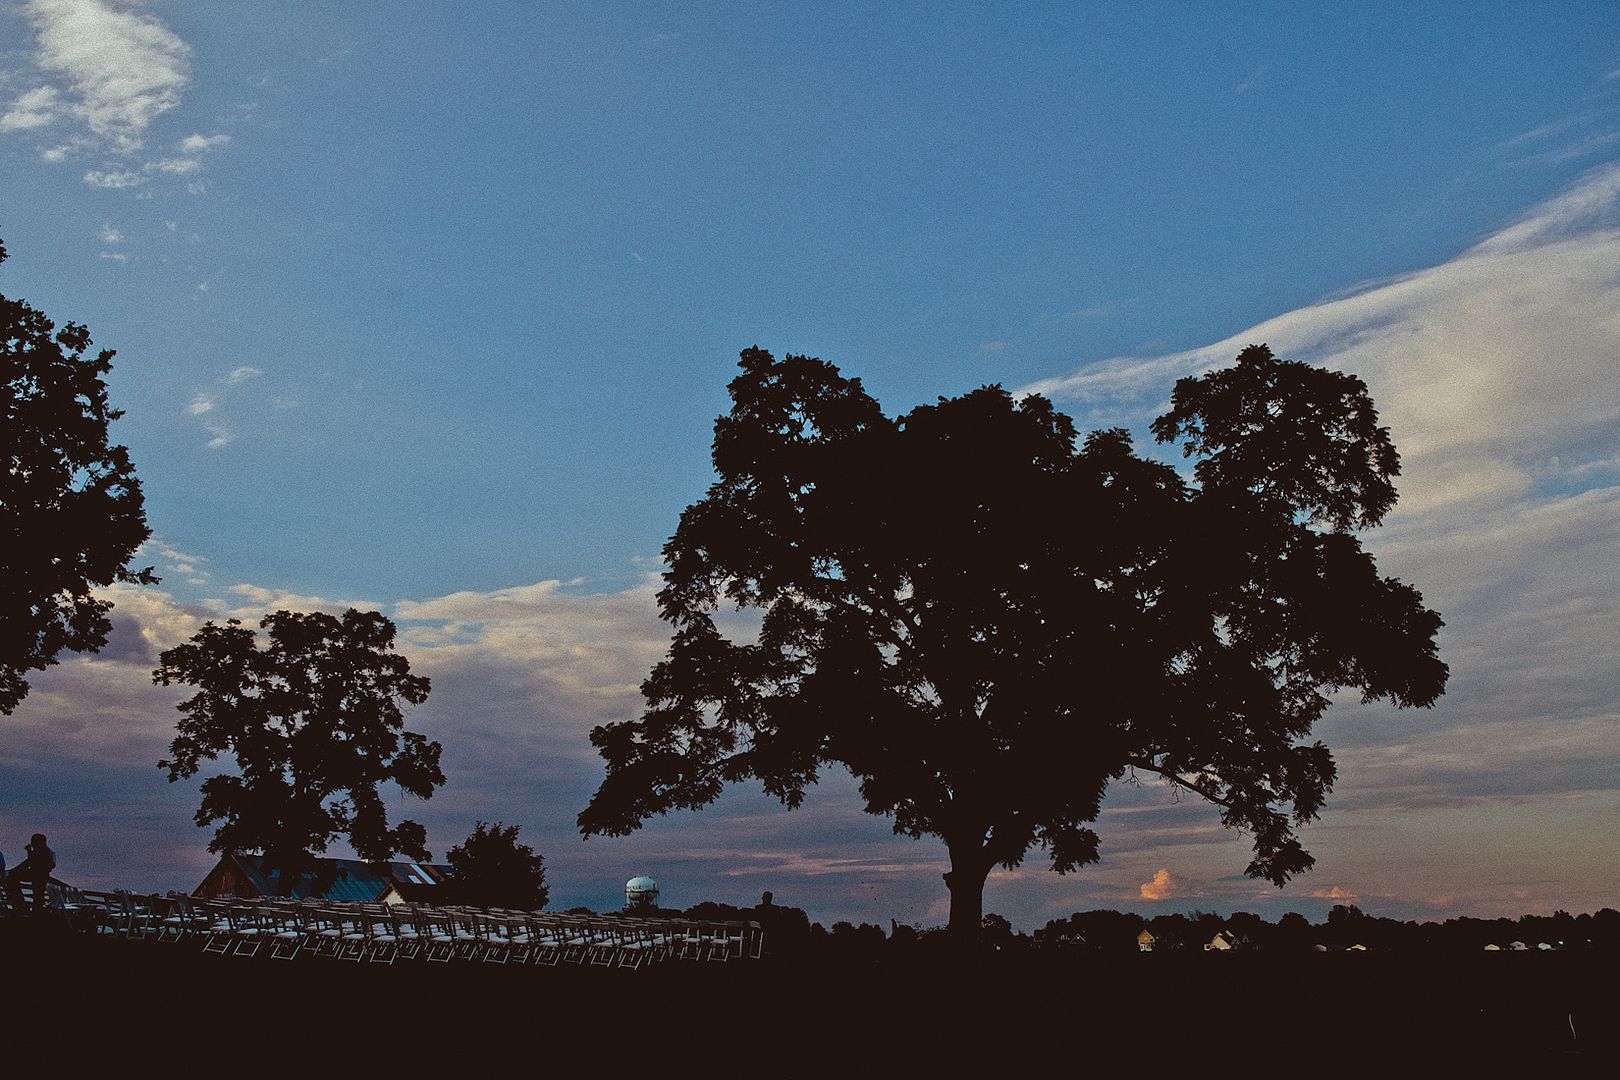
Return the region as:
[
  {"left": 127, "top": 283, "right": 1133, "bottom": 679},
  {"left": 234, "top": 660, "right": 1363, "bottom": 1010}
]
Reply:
[{"left": 195, "top": 853, "right": 450, "bottom": 901}]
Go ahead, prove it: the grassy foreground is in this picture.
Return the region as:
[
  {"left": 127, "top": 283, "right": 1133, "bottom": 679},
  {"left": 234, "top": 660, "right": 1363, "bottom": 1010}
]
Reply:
[{"left": 2, "top": 920, "right": 1613, "bottom": 1073}]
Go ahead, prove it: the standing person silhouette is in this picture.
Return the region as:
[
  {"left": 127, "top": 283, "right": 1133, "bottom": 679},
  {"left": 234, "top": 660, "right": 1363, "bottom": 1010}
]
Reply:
[{"left": 6, "top": 835, "right": 54, "bottom": 915}]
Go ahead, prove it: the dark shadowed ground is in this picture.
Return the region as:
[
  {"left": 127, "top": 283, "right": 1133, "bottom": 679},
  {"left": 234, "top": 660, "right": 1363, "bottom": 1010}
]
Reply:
[{"left": 1, "top": 921, "right": 1612, "bottom": 1073}]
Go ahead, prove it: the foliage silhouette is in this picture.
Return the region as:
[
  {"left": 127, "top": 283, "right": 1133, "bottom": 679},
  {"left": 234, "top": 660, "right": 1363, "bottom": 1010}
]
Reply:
[
  {"left": 445, "top": 821, "right": 549, "bottom": 910},
  {"left": 155, "top": 609, "right": 445, "bottom": 892},
  {"left": 579, "top": 345, "right": 1447, "bottom": 939},
  {"left": 1, "top": 239, "right": 154, "bottom": 714}
]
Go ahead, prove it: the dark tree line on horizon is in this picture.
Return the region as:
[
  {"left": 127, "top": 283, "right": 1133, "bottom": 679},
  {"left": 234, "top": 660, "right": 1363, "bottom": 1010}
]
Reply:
[{"left": 618, "top": 895, "right": 1620, "bottom": 960}]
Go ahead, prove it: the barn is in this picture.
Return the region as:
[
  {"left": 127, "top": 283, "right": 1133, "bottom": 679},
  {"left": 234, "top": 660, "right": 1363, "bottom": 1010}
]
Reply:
[{"left": 193, "top": 853, "right": 450, "bottom": 903}]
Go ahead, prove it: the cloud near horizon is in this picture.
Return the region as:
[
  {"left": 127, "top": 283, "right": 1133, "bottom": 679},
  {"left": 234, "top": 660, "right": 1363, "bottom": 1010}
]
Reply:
[{"left": 1139, "top": 869, "right": 1177, "bottom": 901}]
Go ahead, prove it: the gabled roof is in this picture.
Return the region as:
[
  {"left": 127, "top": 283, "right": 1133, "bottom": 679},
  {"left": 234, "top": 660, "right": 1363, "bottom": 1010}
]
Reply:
[{"left": 195, "top": 853, "right": 450, "bottom": 901}]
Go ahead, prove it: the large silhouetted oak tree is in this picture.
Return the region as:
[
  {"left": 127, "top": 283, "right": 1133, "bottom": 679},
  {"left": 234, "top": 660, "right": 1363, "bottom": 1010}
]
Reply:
[
  {"left": 579, "top": 345, "right": 1446, "bottom": 939},
  {"left": 156, "top": 609, "right": 445, "bottom": 892},
  {"left": 2, "top": 238, "right": 154, "bottom": 714}
]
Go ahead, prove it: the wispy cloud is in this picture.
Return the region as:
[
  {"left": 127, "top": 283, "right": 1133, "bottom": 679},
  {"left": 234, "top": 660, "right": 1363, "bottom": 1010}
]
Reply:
[
  {"left": 83, "top": 167, "right": 143, "bottom": 188},
  {"left": 144, "top": 131, "right": 230, "bottom": 179},
  {"left": 0, "top": 85, "right": 62, "bottom": 132},
  {"left": 217, "top": 583, "right": 380, "bottom": 621},
  {"left": 718, "top": 852, "right": 942, "bottom": 878},
  {"left": 2, "top": 5, "right": 234, "bottom": 196},
  {"left": 1312, "top": 886, "right": 1358, "bottom": 901},
  {"left": 140, "top": 540, "right": 212, "bottom": 585},
  {"left": 96, "top": 220, "right": 126, "bottom": 261},
  {"left": 1023, "top": 161, "right": 1620, "bottom": 520},
  {"left": 181, "top": 365, "right": 272, "bottom": 447},
  {"left": 2, "top": 0, "right": 190, "bottom": 152},
  {"left": 178, "top": 132, "right": 228, "bottom": 153},
  {"left": 1233, "top": 65, "right": 1266, "bottom": 94}
]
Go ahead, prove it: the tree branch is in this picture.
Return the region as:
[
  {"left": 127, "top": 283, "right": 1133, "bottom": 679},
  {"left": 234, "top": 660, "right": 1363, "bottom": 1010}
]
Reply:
[{"left": 1125, "top": 757, "right": 1238, "bottom": 811}]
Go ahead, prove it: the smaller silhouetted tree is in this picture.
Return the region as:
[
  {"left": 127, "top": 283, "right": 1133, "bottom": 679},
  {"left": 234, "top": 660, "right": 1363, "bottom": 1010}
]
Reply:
[
  {"left": 1276, "top": 911, "right": 1313, "bottom": 951},
  {"left": 1325, "top": 902, "right": 1368, "bottom": 946},
  {"left": 1226, "top": 910, "right": 1268, "bottom": 948},
  {"left": 156, "top": 609, "right": 445, "bottom": 892},
  {"left": 1147, "top": 912, "right": 1192, "bottom": 950},
  {"left": 444, "top": 821, "right": 549, "bottom": 910}
]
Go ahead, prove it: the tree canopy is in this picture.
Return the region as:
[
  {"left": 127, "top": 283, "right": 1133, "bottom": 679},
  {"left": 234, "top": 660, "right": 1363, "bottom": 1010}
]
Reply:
[
  {"left": 1, "top": 238, "right": 153, "bottom": 714},
  {"left": 156, "top": 608, "right": 445, "bottom": 889},
  {"left": 578, "top": 345, "right": 1447, "bottom": 938},
  {"left": 445, "top": 821, "right": 550, "bottom": 911}
]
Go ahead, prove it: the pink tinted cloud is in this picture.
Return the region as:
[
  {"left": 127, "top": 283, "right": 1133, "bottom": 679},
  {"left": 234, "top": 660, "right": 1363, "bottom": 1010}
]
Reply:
[{"left": 1139, "top": 868, "right": 1176, "bottom": 901}]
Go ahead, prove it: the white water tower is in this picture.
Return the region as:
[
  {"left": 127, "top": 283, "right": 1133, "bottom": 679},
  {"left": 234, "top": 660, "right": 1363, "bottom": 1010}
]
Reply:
[{"left": 625, "top": 874, "right": 659, "bottom": 909}]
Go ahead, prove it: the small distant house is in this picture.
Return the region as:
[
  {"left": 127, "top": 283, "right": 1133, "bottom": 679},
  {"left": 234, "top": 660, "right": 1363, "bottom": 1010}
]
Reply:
[
  {"left": 1345, "top": 943, "right": 1369, "bottom": 952},
  {"left": 1507, "top": 940, "right": 1528, "bottom": 951},
  {"left": 1536, "top": 942, "right": 1555, "bottom": 951},
  {"left": 1483, "top": 943, "right": 1502, "bottom": 951},
  {"left": 1204, "top": 931, "right": 1235, "bottom": 952},
  {"left": 194, "top": 853, "right": 450, "bottom": 903},
  {"left": 1136, "top": 929, "right": 1156, "bottom": 953},
  {"left": 1036, "top": 926, "right": 1088, "bottom": 950}
]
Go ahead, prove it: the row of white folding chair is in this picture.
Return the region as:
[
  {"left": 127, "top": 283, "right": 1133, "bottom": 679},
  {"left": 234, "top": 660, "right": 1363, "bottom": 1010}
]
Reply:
[
  {"left": 72, "top": 894, "right": 760, "bottom": 967},
  {"left": 73, "top": 891, "right": 210, "bottom": 941}
]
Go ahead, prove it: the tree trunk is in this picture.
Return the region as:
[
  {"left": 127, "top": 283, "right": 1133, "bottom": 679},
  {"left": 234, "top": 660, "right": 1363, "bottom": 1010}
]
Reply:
[{"left": 944, "top": 843, "right": 991, "bottom": 943}]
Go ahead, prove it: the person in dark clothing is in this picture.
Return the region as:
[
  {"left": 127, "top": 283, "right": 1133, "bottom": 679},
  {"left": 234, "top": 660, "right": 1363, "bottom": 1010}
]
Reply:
[{"left": 6, "top": 834, "right": 55, "bottom": 914}]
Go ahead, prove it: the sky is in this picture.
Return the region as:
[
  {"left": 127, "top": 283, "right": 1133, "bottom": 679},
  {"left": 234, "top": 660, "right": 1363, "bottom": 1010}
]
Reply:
[{"left": 2, "top": 1, "right": 1618, "bottom": 928}]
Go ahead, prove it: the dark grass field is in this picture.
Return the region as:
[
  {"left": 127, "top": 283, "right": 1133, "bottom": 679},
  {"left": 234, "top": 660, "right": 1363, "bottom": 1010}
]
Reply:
[{"left": 2, "top": 920, "right": 1613, "bottom": 1074}]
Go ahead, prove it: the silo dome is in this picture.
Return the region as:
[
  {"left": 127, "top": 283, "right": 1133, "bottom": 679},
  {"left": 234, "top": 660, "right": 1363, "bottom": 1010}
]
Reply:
[{"left": 625, "top": 875, "right": 659, "bottom": 909}]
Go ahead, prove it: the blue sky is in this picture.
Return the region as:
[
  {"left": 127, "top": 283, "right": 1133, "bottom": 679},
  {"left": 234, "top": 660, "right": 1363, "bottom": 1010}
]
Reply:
[{"left": 3, "top": 2, "right": 1619, "bottom": 926}]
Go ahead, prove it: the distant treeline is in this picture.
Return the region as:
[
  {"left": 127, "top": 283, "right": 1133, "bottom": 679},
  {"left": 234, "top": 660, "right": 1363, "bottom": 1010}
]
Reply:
[
  {"left": 1027, "top": 904, "right": 1620, "bottom": 954},
  {"left": 614, "top": 900, "right": 1620, "bottom": 958}
]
